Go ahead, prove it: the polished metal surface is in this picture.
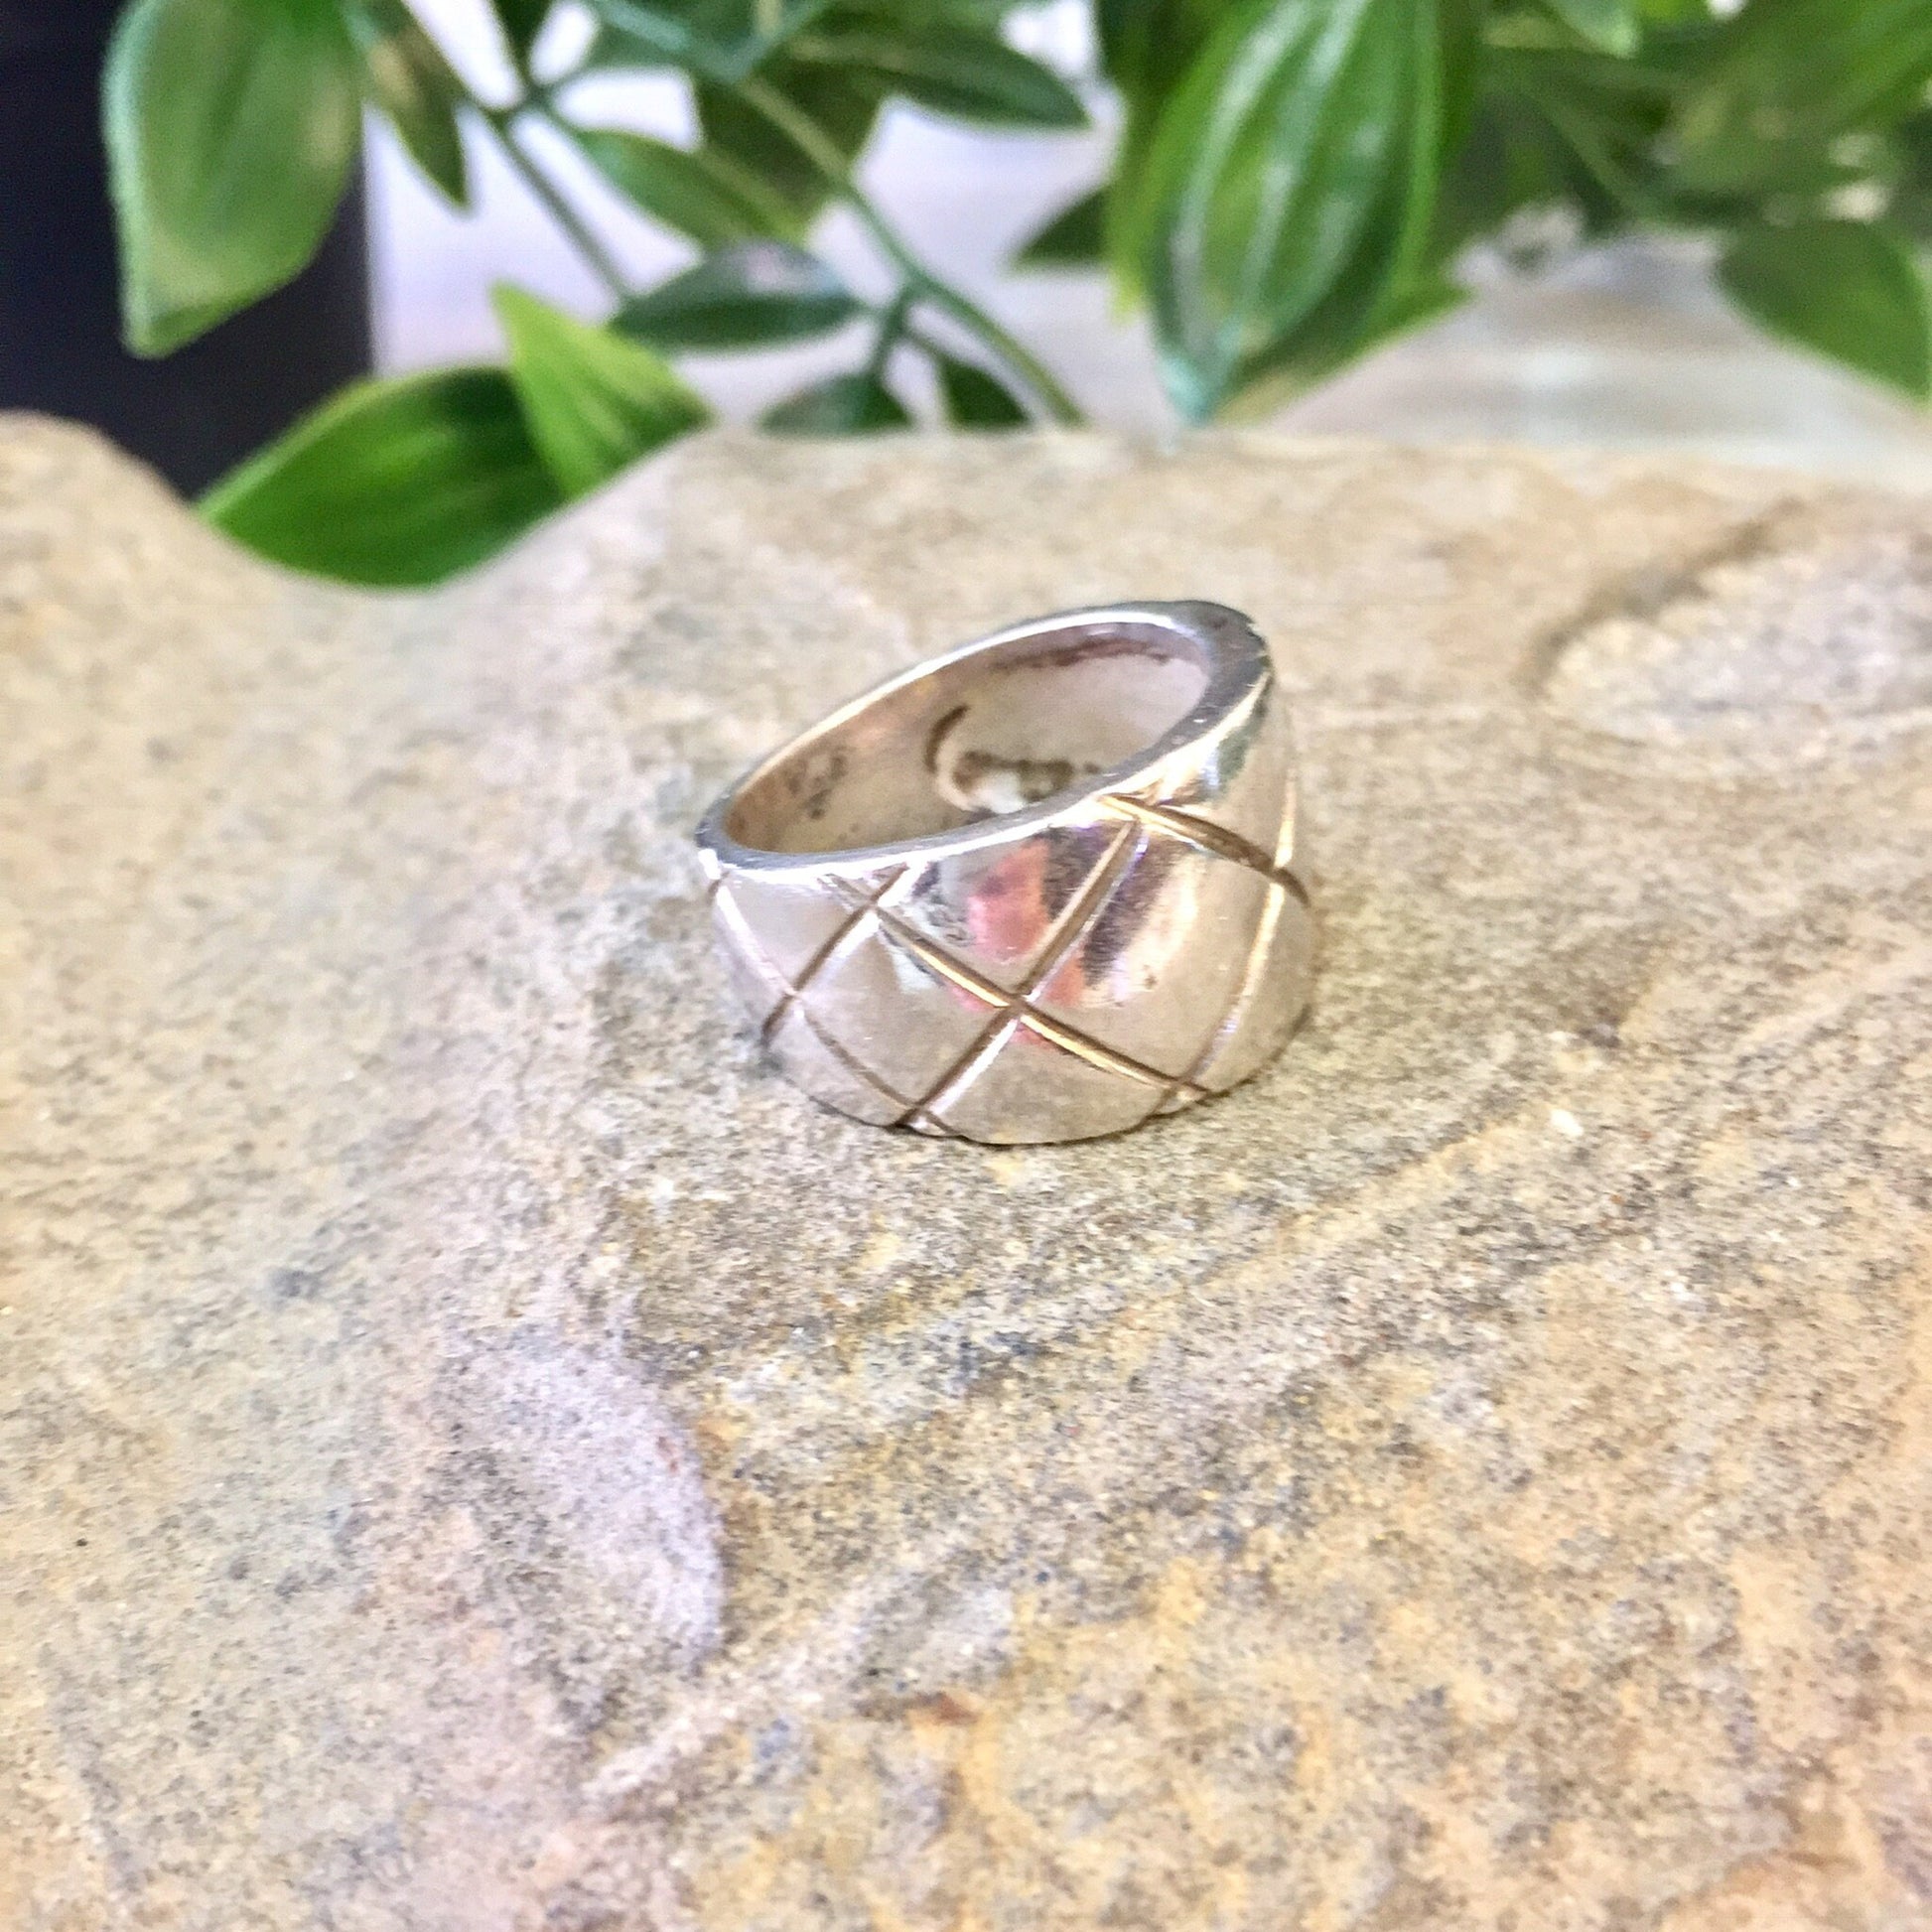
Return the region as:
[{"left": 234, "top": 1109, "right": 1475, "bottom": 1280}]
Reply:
[{"left": 693, "top": 601, "right": 1314, "bottom": 1145}]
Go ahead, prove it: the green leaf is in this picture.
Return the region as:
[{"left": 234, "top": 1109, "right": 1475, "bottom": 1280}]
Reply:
[
  {"left": 582, "top": 0, "right": 733, "bottom": 77},
  {"left": 582, "top": 19, "right": 667, "bottom": 69},
  {"left": 1098, "top": 0, "right": 1227, "bottom": 102},
  {"left": 1538, "top": 0, "right": 1638, "bottom": 58},
  {"left": 1451, "top": 43, "right": 1682, "bottom": 251},
  {"left": 1885, "top": 111, "right": 1932, "bottom": 247},
  {"left": 785, "top": 25, "right": 1087, "bottom": 128},
  {"left": 762, "top": 372, "right": 912, "bottom": 433},
  {"left": 1720, "top": 219, "right": 1932, "bottom": 401},
  {"left": 104, "top": 0, "right": 361, "bottom": 355},
  {"left": 575, "top": 128, "right": 798, "bottom": 244},
  {"left": 494, "top": 286, "right": 710, "bottom": 497},
  {"left": 1435, "top": 87, "right": 1573, "bottom": 251},
  {"left": 343, "top": 0, "right": 469, "bottom": 207},
  {"left": 697, "top": 58, "right": 885, "bottom": 224},
  {"left": 489, "top": 0, "right": 553, "bottom": 67},
  {"left": 1096, "top": 0, "right": 1226, "bottom": 277},
  {"left": 840, "top": 0, "right": 1031, "bottom": 23},
  {"left": 615, "top": 244, "right": 863, "bottom": 349},
  {"left": 1674, "top": 0, "right": 1932, "bottom": 196},
  {"left": 202, "top": 367, "right": 563, "bottom": 587},
  {"left": 584, "top": 0, "right": 831, "bottom": 82},
  {"left": 936, "top": 353, "right": 1030, "bottom": 426},
  {"left": 1014, "top": 186, "right": 1107, "bottom": 266},
  {"left": 1235, "top": 269, "right": 1467, "bottom": 408},
  {"left": 1126, "top": 0, "right": 1455, "bottom": 422}
]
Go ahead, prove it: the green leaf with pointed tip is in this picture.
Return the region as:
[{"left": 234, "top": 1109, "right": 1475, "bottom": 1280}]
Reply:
[
  {"left": 1015, "top": 186, "right": 1107, "bottom": 267},
  {"left": 494, "top": 287, "right": 710, "bottom": 497},
  {"left": 202, "top": 367, "right": 563, "bottom": 586},
  {"left": 575, "top": 129, "right": 798, "bottom": 244},
  {"left": 785, "top": 25, "right": 1086, "bottom": 128},
  {"left": 936, "top": 353, "right": 1030, "bottom": 426},
  {"left": 1126, "top": 0, "right": 1455, "bottom": 423},
  {"left": 344, "top": 0, "right": 469, "bottom": 207},
  {"left": 1720, "top": 219, "right": 1932, "bottom": 401},
  {"left": 489, "top": 0, "right": 553, "bottom": 66},
  {"left": 1539, "top": 0, "right": 1638, "bottom": 57},
  {"left": 104, "top": 0, "right": 361, "bottom": 355},
  {"left": 615, "top": 244, "right": 862, "bottom": 350},
  {"left": 762, "top": 372, "right": 912, "bottom": 433}
]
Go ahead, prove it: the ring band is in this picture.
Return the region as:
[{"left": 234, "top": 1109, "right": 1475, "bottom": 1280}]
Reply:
[{"left": 694, "top": 601, "right": 1314, "bottom": 1145}]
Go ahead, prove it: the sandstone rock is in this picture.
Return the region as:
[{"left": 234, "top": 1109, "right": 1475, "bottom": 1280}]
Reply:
[{"left": 3, "top": 417, "right": 1930, "bottom": 1931}]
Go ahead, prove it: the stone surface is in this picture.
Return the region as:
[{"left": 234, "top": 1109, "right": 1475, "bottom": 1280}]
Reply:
[{"left": 4, "top": 417, "right": 1932, "bottom": 1932}]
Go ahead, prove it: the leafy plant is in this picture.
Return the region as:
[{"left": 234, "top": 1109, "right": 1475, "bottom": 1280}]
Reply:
[{"left": 104, "top": 0, "right": 1932, "bottom": 586}]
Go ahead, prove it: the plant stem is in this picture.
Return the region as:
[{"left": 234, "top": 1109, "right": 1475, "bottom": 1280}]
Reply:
[
  {"left": 480, "top": 105, "right": 632, "bottom": 302},
  {"left": 866, "top": 288, "right": 914, "bottom": 381},
  {"left": 735, "top": 76, "right": 1084, "bottom": 424},
  {"left": 914, "top": 278, "right": 1079, "bottom": 425}
]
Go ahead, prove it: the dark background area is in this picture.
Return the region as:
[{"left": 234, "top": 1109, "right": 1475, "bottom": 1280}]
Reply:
[{"left": 0, "top": 0, "right": 372, "bottom": 497}]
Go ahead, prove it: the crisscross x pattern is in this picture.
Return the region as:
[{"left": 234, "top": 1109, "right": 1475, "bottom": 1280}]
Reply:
[{"left": 714, "top": 790, "right": 1308, "bottom": 1139}]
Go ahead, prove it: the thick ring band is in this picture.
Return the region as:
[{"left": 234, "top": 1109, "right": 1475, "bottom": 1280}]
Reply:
[{"left": 694, "top": 601, "right": 1314, "bottom": 1145}]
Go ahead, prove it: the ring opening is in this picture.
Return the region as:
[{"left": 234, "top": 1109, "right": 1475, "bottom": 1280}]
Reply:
[{"left": 725, "top": 620, "right": 1212, "bottom": 856}]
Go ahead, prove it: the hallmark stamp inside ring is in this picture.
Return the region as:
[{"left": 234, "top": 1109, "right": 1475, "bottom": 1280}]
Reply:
[{"left": 693, "top": 601, "right": 1313, "bottom": 1146}]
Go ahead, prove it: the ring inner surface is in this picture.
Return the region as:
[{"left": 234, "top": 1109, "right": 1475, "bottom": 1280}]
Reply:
[{"left": 726, "top": 621, "right": 1212, "bottom": 857}]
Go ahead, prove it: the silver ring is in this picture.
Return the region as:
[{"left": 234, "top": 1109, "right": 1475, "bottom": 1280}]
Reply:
[{"left": 694, "top": 601, "right": 1314, "bottom": 1145}]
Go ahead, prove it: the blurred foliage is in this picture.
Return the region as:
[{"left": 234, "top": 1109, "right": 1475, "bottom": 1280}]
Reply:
[{"left": 104, "top": 0, "right": 1932, "bottom": 584}]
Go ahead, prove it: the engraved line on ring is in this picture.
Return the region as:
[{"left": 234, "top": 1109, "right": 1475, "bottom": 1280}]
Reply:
[
  {"left": 846, "top": 826, "right": 1216, "bottom": 1128},
  {"left": 752, "top": 866, "right": 908, "bottom": 1049},
  {"left": 1097, "top": 793, "right": 1311, "bottom": 909},
  {"left": 826, "top": 820, "right": 1149, "bottom": 1131}
]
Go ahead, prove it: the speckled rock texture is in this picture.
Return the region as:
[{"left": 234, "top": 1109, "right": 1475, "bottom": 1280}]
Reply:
[{"left": 4, "top": 417, "right": 1931, "bottom": 1932}]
